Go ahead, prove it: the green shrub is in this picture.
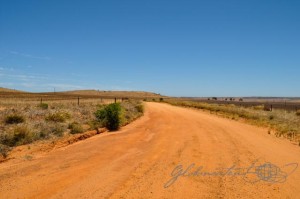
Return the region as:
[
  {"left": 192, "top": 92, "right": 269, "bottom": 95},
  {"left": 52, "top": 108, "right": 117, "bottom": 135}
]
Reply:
[
  {"left": 95, "top": 103, "right": 123, "bottom": 131},
  {"left": 68, "top": 122, "right": 83, "bottom": 134},
  {"left": 38, "top": 103, "right": 48, "bottom": 109},
  {"left": 46, "top": 112, "right": 71, "bottom": 122},
  {"left": 5, "top": 114, "right": 25, "bottom": 124}
]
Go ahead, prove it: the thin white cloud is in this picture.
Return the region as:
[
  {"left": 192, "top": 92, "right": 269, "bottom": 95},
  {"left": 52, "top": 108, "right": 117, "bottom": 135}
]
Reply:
[
  {"left": 1, "top": 81, "right": 85, "bottom": 92},
  {"left": 0, "top": 67, "right": 85, "bottom": 83},
  {"left": 0, "top": 82, "right": 16, "bottom": 87},
  {"left": 109, "top": 85, "right": 136, "bottom": 91},
  {"left": 0, "top": 66, "right": 14, "bottom": 71},
  {"left": 46, "top": 83, "right": 85, "bottom": 91},
  {"left": 0, "top": 72, "right": 49, "bottom": 81},
  {"left": 9, "top": 51, "right": 51, "bottom": 60},
  {"left": 0, "top": 65, "right": 90, "bottom": 92},
  {"left": 20, "top": 82, "right": 36, "bottom": 88}
]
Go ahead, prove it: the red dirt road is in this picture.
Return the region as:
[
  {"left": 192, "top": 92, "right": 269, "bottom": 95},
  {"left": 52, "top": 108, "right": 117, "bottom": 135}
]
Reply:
[{"left": 0, "top": 102, "right": 299, "bottom": 198}]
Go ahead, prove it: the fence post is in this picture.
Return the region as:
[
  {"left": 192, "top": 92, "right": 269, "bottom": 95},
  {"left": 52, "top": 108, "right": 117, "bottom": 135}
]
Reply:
[
  {"left": 115, "top": 98, "right": 117, "bottom": 103},
  {"left": 40, "top": 98, "right": 43, "bottom": 104},
  {"left": 271, "top": 105, "right": 273, "bottom": 111},
  {"left": 78, "top": 97, "right": 80, "bottom": 106}
]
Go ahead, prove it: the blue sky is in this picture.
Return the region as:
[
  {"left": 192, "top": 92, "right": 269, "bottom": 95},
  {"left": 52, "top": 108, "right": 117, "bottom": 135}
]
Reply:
[{"left": 0, "top": 0, "right": 299, "bottom": 97}]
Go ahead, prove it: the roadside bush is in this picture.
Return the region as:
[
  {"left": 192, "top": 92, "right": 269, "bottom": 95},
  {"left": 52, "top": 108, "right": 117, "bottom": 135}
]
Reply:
[
  {"left": 50, "top": 124, "right": 65, "bottom": 136},
  {"left": 39, "top": 123, "right": 66, "bottom": 137},
  {"left": 95, "top": 103, "right": 123, "bottom": 131},
  {"left": 68, "top": 122, "right": 83, "bottom": 134},
  {"left": 38, "top": 103, "right": 48, "bottom": 110},
  {"left": 135, "top": 104, "right": 144, "bottom": 113},
  {"left": 3, "top": 126, "right": 35, "bottom": 146},
  {"left": 5, "top": 114, "right": 25, "bottom": 124},
  {"left": 252, "top": 105, "right": 264, "bottom": 110},
  {"left": 45, "top": 112, "right": 71, "bottom": 122},
  {"left": 88, "top": 120, "right": 102, "bottom": 132},
  {"left": 120, "top": 101, "right": 144, "bottom": 125},
  {"left": 0, "top": 144, "right": 10, "bottom": 158}
]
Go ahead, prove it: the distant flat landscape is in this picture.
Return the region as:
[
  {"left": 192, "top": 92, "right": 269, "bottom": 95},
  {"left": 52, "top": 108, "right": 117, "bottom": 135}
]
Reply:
[{"left": 0, "top": 88, "right": 163, "bottom": 100}]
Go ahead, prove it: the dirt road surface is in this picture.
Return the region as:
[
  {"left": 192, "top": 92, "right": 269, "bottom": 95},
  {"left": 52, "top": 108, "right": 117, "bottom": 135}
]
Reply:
[{"left": 0, "top": 102, "right": 299, "bottom": 198}]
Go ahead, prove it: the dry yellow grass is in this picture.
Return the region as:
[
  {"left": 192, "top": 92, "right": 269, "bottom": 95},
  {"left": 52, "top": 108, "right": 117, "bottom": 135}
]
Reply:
[
  {"left": 60, "top": 90, "right": 163, "bottom": 98},
  {"left": 0, "top": 87, "right": 23, "bottom": 93},
  {"left": 0, "top": 97, "right": 144, "bottom": 158}
]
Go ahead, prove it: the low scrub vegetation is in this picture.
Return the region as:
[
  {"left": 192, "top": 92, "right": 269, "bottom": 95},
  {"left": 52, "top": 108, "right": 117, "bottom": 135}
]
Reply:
[
  {"left": 46, "top": 112, "right": 71, "bottom": 122},
  {"left": 165, "top": 100, "right": 300, "bottom": 142},
  {"left": 1, "top": 125, "right": 36, "bottom": 147},
  {"left": 38, "top": 103, "right": 49, "bottom": 110},
  {"left": 0, "top": 98, "right": 144, "bottom": 159},
  {"left": 252, "top": 105, "right": 264, "bottom": 111},
  {"left": 121, "top": 100, "right": 144, "bottom": 125},
  {"left": 69, "top": 122, "right": 84, "bottom": 134},
  {"left": 0, "top": 144, "right": 10, "bottom": 158},
  {"left": 5, "top": 114, "right": 25, "bottom": 124},
  {"left": 296, "top": 110, "right": 300, "bottom": 116},
  {"left": 135, "top": 104, "right": 144, "bottom": 113}
]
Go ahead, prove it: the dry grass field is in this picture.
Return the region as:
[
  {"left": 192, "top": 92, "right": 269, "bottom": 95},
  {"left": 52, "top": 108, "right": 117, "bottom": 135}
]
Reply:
[
  {"left": 181, "top": 97, "right": 300, "bottom": 111},
  {"left": 60, "top": 90, "right": 163, "bottom": 98},
  {"left": 0, "top": 87, "right": 24, "bottom": 93},
  {"left": 0, "top": 90, "right": 148, "bottom": 160},
  {"left": 0, "top": 89, "right": 163, "bottom": 101}
]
